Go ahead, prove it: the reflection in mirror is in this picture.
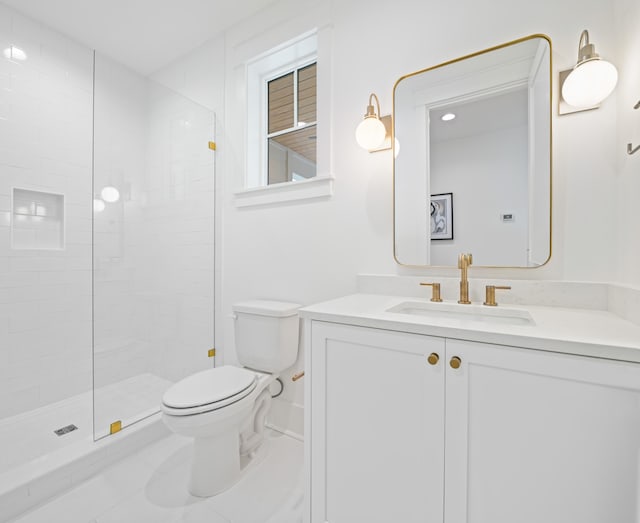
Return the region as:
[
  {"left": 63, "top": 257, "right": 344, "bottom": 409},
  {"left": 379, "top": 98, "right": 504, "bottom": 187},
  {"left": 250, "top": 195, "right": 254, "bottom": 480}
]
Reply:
[{"left": 393, "top": 35, "right": 551, "bottom": 267}]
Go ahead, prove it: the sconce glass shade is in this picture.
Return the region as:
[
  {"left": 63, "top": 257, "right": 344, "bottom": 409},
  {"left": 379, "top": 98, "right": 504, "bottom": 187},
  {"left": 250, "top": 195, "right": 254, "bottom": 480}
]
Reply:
[
  {"left": 562, "top": 30, "right": 618, "bottom": 108},
  {"left": 3, "top": 46, "right": 27, "bottom": 61},
  {"left": 562, "top": 59, "right": 618, "bottom": 107},
  {"left": 93, "top": 199, "right": 106, "bottom": 213},
  {"left": 356, "top": 116, "right": 386, "bottom": 150},
  {"left": 101, "top": 186, "right": 120, "bottom": 203}
]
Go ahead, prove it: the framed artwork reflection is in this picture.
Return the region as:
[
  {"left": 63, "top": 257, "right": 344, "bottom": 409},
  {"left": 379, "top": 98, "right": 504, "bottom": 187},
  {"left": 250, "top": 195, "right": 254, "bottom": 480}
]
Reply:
[{"left": 430, "top": 193, "right": 453, "bottom": 240}]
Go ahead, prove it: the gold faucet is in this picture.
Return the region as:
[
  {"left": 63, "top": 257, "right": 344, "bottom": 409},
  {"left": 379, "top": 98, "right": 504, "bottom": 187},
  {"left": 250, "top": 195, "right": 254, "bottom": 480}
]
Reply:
[{"left": 457, "top": 253, "right": 473, "bottom": 304}]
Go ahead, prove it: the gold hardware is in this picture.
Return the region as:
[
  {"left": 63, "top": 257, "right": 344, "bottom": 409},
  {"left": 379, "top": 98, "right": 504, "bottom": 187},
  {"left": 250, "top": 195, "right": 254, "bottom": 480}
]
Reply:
[
  {"left": 420, "top": 282, "right": 443, "bottom": 302},
  {"left": 110, "top": 420, "right": 122, "bottom": 435},
  {"left": 483, "top": 285, "right": 512, "bottom": 306},
  {"left": 208, "top": 348, "right": 216, "bottom": 358},
  {"left": 208, "top": 141, "right": 216, "bottom": 150},
  {"left": 450, "top": 356, "right": 462, "bottom": 369},
  {"left": 292, "top": 371, "right": 305, "bottom": 382},
  {"left": 427, "top": 353, "right": 440, "bottom": 365},
  {"left": 457, "top": 253, "right": 473, "bottom": 304}
]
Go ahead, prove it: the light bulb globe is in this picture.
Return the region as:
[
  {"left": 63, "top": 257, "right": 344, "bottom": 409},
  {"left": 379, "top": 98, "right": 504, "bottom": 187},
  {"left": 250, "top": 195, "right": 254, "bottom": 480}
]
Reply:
[
  {"left": 93, "top": 199, "right": 106, "bottom": 213},
  {"left": 101, "top": 186, "right": 120, "bottom": 203},
  {"left": 355, "top": 117, "right": 386, "bottom": 150},
  {"left": 562, "top": 59, "right": 618, "bottom": 107}
]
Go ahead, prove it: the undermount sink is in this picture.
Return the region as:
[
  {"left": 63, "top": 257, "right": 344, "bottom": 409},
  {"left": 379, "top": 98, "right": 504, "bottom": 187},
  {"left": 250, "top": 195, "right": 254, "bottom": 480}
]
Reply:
[{"left": 386, "top": 301, "right": 534, "bottom": 326}]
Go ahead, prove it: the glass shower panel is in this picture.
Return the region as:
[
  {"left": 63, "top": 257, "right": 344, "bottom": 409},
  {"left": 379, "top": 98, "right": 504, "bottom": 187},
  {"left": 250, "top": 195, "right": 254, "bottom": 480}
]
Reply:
[{"left": 92, "top": 54, "right": 215, "bottom": 439}]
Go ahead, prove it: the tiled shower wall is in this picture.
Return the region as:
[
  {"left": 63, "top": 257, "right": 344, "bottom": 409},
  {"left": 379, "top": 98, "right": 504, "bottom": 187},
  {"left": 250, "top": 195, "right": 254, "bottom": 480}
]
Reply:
[
  {"left": 0, "top": 4, "right": 93, "bottom": 419},
  {"left": 0, "top": 4, "right": 215, "bottom": 429},
  {"left": 139, "top": 83, "right": 215, "bottom": 384},
  {"left": 93, "top": 52, "right": 216, "bottom": 388}
]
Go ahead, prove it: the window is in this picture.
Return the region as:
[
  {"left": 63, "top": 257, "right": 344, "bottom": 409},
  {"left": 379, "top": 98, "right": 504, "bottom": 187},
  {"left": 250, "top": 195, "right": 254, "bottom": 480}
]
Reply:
[
  {"left": 245, "top": 33, "right": 318, "bottom": 190},
  {"left": 267, "top": 62, "right": 317, "bottom": 184}
]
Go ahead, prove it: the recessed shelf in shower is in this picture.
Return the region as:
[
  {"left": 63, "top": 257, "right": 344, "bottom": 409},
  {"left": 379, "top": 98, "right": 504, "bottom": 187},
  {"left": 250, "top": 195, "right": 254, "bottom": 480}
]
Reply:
[{"left": 11, "top": 188, "right": 65, "bottom": 250}]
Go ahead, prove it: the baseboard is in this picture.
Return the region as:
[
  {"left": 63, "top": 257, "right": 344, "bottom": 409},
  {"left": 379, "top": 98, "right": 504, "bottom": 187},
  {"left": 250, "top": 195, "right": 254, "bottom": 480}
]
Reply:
[{"left": 267, "top": 399, "right": 304, "bottom": 440}]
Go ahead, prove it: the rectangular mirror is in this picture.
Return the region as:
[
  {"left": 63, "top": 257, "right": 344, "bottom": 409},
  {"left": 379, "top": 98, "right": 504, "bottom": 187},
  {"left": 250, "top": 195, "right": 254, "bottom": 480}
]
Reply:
[{"left": 393, "top": 35, "right": 552, "bottom": 267}]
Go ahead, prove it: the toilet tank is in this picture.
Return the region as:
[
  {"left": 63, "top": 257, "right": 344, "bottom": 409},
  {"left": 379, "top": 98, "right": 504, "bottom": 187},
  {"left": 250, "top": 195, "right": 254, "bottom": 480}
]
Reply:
[{"left": 233, "top": 300, "right": 301, "bottom": 373}]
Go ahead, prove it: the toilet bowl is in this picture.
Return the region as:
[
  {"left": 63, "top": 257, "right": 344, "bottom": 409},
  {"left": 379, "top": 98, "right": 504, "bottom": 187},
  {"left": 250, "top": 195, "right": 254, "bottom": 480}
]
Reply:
[{"left": 161, "top": 300, "right": 300, "bottom": 497}]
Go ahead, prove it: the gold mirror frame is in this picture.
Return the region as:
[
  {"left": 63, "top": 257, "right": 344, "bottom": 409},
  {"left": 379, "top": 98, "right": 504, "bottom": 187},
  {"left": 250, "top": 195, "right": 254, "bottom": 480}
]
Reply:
[{"left": 392, "top": 34, "right": 553, "bottom": 269}]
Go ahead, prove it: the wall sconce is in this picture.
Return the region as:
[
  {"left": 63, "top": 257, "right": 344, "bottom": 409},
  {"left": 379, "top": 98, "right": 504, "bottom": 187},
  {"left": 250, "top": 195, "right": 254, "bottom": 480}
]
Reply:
[
  {"left": 559, "top": 29, "right": 618, "bottom": 115},
  {"left": 355, "top": 93, "right": 392, "bottom": 152}
]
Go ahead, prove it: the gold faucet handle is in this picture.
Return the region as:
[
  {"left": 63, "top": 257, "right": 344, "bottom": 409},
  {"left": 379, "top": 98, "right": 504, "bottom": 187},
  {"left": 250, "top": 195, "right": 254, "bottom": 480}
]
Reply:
[
  {"left": 483, "top": 285, "right": 511, "bottom": 306},
  {"left": 420, "top": 282, "right": 443, "bottom": 302}
]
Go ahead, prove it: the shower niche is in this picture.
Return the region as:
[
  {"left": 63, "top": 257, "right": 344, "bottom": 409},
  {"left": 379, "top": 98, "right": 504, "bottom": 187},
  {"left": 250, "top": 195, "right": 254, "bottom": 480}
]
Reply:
[{"left": 11, "top": 188, "right": 65, "bottom": 250}]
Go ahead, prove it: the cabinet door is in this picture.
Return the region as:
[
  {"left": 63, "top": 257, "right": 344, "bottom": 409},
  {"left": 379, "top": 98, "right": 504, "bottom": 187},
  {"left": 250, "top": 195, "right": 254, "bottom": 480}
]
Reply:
[
  {"left": 309, "top": 322, "right": 445, "bottom": 523},
  {"left": 445, "top": 339, "right": 640, "bottom": 523}
]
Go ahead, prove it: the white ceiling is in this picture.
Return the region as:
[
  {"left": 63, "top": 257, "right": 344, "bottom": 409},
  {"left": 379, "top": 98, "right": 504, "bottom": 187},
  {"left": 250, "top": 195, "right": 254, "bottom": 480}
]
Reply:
[{"left": 2, "top": 0, "right": 276, "bottom": 75}]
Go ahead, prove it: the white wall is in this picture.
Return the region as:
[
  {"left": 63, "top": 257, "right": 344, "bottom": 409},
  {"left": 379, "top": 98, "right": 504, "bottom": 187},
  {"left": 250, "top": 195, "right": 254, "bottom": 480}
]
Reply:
[
  {"left": 0, "top": 5, "right": 93, "bottom": 418},
  {"left": 151, "top": 0, "right": 625, "bottom": 434},
  {"left": 614, "top": 0, "right": 640, "bottom": 287}
]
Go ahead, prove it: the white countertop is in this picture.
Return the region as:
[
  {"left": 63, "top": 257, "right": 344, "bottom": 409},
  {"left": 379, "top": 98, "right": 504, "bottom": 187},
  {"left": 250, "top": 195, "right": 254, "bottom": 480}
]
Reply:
[{"left": 300, "top": 294, "right": 640, "bottom": 363}]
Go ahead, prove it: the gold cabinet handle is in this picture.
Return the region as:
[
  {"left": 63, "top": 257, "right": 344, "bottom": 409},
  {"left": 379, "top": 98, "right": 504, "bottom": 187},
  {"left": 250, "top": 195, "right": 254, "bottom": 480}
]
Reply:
[
  {"left": 427, "top": 353, "right": 440, "bottom": 365},
  {"left": 292, "top": 371, "right": 305, "bottom": 382},
  {"left": 450, "top": 356, "right": 462, "bottom": 369}
]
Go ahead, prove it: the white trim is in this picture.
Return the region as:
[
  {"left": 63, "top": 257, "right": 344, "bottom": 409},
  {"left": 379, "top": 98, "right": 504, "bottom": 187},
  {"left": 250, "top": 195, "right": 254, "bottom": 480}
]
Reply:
[{"left": 234, "top": 174, "right": 334, "bottom": 208}]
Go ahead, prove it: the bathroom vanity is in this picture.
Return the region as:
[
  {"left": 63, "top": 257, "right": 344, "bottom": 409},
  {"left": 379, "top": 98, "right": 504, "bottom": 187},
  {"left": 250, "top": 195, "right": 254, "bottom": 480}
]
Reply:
[{"left": 300, "top": 294, "right": 640, "bottom": 523}]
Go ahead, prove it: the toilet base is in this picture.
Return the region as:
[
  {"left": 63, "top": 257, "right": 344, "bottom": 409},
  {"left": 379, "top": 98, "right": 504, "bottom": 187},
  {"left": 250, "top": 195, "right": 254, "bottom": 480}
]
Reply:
[
  {"left": 161, "top": 370, "right": 277, "bottom": 498},
  {"left": 189, "top": 430, "right": 240, "bottom": 497}
]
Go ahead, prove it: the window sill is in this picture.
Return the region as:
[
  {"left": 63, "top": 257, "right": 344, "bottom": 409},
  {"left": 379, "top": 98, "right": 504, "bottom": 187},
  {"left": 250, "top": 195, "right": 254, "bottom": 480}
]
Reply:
[{"left": 234, "top": 174, "right": 334, "bottom": 208}]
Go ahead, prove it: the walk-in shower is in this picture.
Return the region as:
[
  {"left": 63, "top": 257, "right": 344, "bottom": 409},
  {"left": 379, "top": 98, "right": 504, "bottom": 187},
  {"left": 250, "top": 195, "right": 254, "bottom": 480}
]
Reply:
[{"left": 0, "top": 5, "right": 215, "bottom": 517}]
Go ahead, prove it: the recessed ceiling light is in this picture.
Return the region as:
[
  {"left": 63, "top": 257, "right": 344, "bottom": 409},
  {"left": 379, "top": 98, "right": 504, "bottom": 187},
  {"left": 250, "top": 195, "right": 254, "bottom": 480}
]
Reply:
[
  {"left": 3, "top": 46, "right": 27, "bottom": 61},
  {"left": 441, "top": 113, "right": 456, "bottom": 122}
]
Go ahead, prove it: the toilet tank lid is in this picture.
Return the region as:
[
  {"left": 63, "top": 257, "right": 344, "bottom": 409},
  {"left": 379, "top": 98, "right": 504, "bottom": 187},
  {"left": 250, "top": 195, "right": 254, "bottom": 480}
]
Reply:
[{"left": 233, "top": 300, "right": 301, "bottom": 317}]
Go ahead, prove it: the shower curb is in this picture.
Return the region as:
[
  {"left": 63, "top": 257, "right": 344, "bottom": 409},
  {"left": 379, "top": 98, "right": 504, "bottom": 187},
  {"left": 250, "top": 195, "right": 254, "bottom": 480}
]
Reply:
[{"left": 0, "top": 414, "right": 168, "bottom": 523}]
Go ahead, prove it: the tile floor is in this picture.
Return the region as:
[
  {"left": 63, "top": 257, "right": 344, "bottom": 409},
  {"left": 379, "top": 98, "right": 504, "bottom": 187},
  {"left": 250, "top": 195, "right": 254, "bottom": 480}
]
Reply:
[{"left": 10, "top": 430, "right": 304, "bottom": 523}]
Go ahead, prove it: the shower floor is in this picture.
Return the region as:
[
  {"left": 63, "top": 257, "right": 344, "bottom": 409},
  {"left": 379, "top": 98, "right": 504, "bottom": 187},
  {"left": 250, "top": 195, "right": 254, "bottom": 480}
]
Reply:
[{"left": 0, "top": 373, "right": 172, "bottom": 476}]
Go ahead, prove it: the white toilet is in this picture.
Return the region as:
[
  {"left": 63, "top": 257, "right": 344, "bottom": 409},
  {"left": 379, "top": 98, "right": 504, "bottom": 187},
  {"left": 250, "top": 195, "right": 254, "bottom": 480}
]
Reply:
[{"left": 161, "top": 300, "right": 300, "bottom": 497}]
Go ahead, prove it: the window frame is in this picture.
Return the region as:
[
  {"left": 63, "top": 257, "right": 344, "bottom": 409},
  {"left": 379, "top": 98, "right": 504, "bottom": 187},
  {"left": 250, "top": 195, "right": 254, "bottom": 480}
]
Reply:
[{"left": 237, "top": 30, "right": 334, "bottom": 207}]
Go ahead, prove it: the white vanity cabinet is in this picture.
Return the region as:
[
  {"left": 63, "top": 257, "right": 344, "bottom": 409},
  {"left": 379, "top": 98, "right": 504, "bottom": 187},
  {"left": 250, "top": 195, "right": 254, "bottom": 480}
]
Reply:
[
  {"left": 307, "top": 320, "right": 640, "bottom": 523},
  {"left": 309, "top": 321, "right": 445, "bottom": 523}
]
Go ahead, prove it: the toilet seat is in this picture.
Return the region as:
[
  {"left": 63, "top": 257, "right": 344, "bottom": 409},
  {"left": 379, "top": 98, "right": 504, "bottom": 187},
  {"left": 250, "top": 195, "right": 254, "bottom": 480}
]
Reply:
[{"left": 162, "top": 366, "right": 258, "bottom": 416}]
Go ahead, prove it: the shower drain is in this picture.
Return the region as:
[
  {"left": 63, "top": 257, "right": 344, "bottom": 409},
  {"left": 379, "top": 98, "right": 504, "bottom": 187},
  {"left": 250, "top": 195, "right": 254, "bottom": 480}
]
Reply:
[{"left": 54, "top": 424, "right": 78, "bottom": 436}]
